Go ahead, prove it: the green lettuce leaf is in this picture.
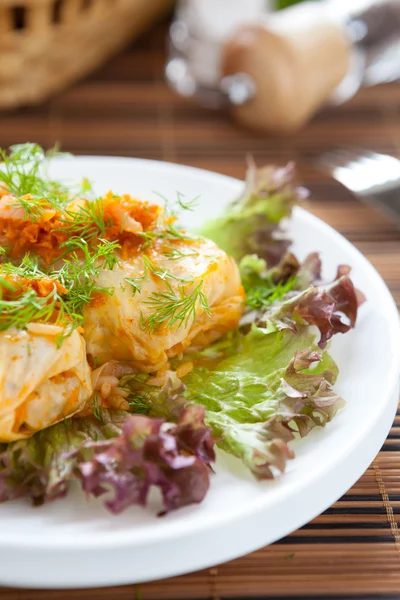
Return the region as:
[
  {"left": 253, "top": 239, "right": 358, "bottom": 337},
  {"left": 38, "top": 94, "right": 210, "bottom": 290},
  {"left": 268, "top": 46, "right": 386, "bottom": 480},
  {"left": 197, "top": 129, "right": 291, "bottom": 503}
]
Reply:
[
  {"left": 200, "top": 162, "right": 307, "bottom": 266},
  {"left": 182, "top": 327, "right": 344, "bottom": 478}
]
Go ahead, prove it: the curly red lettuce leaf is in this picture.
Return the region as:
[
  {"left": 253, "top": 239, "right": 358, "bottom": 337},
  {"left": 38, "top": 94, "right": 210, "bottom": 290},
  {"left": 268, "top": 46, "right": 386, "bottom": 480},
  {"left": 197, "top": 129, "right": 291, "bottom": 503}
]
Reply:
[
  {"left": 200, "top": 162, "right": 307, "bottom": 267},
  {"left": 247, "top": 274, "right": 363, "bottom": 349},
  {"left": 72, "top": 406, "right": 215, "bottom": 514},
  {"left": 0, "top": 409, "right": 126, "bottom": 505},
  {"left": 240, "top": 249, "right": 365, "bottom": 349},
  {"left": 0, "top": 406, "right": 215, "bottom": 513},
  {"left": 295, "top": 252, "right": 322, "bottom": 288}
]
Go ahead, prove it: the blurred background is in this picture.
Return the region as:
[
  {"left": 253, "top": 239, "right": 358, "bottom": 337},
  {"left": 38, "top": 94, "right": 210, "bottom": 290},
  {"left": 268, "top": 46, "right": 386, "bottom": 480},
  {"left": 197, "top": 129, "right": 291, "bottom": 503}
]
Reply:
[
  {"left": 0, "top": 0, "right": 399, "bottom": 146},
  {"left": 1, "top": 1, "right": 400, "bottom": 598},
  {"left": 2, "top": 0, "right": 398, "bottom": 243}
]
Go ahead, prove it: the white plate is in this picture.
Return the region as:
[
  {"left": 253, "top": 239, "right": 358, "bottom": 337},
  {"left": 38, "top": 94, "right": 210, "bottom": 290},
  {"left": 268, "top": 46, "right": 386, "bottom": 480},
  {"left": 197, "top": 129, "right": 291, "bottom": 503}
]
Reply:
[{"left": 0, "top": 157, "right": 399, "bottom": 589}]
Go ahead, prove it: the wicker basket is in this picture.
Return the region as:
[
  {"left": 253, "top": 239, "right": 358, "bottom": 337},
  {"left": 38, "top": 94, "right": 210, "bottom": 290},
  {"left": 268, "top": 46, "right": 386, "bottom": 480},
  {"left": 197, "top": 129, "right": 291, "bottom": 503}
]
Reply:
[{"left": 0, "top": 0, "right": 174, "bottom": 109}]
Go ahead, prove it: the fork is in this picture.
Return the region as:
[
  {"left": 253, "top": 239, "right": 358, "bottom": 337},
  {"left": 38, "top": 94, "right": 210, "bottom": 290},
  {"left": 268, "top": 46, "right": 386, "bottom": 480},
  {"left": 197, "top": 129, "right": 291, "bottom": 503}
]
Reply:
[{"left": 317, "top": 149, "right": 400, "bottom": 227}]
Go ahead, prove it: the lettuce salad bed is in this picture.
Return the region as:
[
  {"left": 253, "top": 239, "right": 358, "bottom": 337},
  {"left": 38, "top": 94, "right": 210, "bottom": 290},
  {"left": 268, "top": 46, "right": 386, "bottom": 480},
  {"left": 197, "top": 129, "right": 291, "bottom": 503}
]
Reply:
[{"left": 0, "top": 161, "right": 364, "bottom": 514}]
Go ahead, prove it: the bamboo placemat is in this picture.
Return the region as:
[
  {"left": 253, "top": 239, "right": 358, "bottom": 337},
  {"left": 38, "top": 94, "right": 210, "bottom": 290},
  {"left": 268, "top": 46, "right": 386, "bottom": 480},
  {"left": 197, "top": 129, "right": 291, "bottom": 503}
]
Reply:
[{"left": 0, "top": 19, "right": 400, "bottom": 600}]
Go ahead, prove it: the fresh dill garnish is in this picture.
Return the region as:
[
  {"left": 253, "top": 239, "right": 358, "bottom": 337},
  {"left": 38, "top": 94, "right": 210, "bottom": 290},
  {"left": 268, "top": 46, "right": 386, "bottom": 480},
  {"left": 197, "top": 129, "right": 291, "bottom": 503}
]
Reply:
[
  {"left": 142, "top": 255, "right": 191, "bottom": 284},
  {"left": 0, "top": 226, "right": 119, "bottom": 341},
  {"left": 141, "top": 280, "right": 210, "bottom": 333},
  {"left": 0, "top": 284, "right": 64, "bottom": 333},
  {"left": 136, "top": 225, "right": 195, "bottom": 250},
  {"left": 135, "top": 231, "right": 155, "bottom": 251},
  {"left": 118, "top": 373, "right": 154, "bottom": 415},
  {"left": 153, "top": 190, "right": 199, "bottom": 217},
  {"left": 54, "top": 238, "right": 119, "bottom": 315},
  {"left": 0, "top": 143, "right": 94, "bottom": 221},
  {"left": 163, "top": 247, "right": 199, "bottom": 261},
  {"left": 126, "top": 393, "right": 151, "bottom": 415},
  {"left": 0, "top": 261, "right": 86, "bottom": 346},
  {"left": 165, "top": 225, "right": 195, "bottom": 241},
  {"left": 124, "top": 254, "right": 192, "bottom": 297},
  {"left": 125, "top": 277, "right": 142, "bottom": 296},
  {"left": 136, "top": 230, "right": 163, "bottom": 244},
  {"left": 245, "top": 277, "right": 297, "bottom": 309},
  {"left": 0, "top": 237, "right": 121, "bottom": 338},
  {"left": 176, "top": 191, "right": 199, "bottom": 212},
  {"left": 1, "top": 253, "right": 42, "bottom": 279},
  {"left": 59, "top": 198, "right": 110, "bottom": 244},
  {"left": 239, "top": 254, "right": 297, "bottom": 310},
  {"left": 0, "top": 259, "right": 66, "bottom": 332},
  {"left": 0, "top": 144, "right": 69, "bottom": 218},
  {"left": 12, "top": 195, "right": 47, "bottom": 220},
  {"left": 91, "top": 393, "right": 104, "bottom": 422}
]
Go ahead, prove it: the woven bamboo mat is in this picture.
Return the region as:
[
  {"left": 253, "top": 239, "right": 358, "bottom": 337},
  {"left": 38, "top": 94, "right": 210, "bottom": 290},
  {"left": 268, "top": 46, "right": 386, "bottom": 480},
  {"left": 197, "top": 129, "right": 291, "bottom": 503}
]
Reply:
[{"left": 0, "top": 19, "right": 400, "bottom": 600}]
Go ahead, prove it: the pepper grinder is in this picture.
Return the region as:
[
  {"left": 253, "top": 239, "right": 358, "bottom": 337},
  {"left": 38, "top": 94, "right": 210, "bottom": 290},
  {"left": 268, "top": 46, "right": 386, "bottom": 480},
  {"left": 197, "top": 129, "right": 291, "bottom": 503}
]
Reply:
[{"left": 166, "top": 0, "right": 400, "bottom": 133}]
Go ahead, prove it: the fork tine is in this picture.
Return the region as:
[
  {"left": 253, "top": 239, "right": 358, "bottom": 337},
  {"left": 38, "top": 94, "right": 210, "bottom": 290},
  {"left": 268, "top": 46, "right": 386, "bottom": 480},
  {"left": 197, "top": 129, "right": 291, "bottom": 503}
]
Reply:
[
  {"left": 315, "top": 148, "right": 400, "bottom": 221},
  {"left": 318, "top": 148, "right": 366, "bottom": 172},
  {"left": 355, "top": 152, "right": 400, "bottom": 188},
  {"left": 362, "top": 151, "right": 400, "bottom": 175}
]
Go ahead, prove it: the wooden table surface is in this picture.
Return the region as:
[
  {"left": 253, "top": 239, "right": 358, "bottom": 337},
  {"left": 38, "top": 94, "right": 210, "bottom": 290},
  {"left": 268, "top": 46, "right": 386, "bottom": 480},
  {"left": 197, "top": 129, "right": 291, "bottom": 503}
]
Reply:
[{"left": 1, "top": 19, "right": 400, "bottom": 600}]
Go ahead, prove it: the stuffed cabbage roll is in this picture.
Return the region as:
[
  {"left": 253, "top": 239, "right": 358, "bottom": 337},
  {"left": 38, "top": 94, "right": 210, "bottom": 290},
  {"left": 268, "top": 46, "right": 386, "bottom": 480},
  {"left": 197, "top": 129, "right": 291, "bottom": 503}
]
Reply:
[
  {"left": 83, "top": 236, "right": 244, "bottom": 372},
  {"left": 0, "top": 324, "right": 92, "bottom": 441}
]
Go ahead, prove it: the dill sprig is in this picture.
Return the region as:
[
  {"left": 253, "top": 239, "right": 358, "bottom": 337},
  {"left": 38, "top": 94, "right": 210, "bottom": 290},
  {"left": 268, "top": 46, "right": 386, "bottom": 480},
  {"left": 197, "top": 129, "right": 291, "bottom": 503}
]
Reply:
[
  {"left": 0, "top": 257, "right": 84, "bottom": 341},
  {"left": 0, "top": 145, "right": 120, "bottom": 341},
  {"left": 124, "top": 254, "right": 192, "bottom": 297},
  {"left": 117, "top": 373, "right": 153, "bottom": 415},
  {"left": 142, "top": 255, "right": 191, "bottom": 284},
  {"left": 135, "top": 188, "right": 198, "bottom": 252},
  {"left": 0, "top": 274, "right": 83, "bottom": 338},
  {"left": 0, "top": 143, "right": 93, "bottom": 220},
  {"left": 245, "top": 277, "right": 297, "bottom": 309},
  {"left": 153, "top": 190, "right": 199, "bottom": 217},
  {"left": 0, "top": 238, "right": 120, "bottom": 337},
  {"left": 124, "top": 277, "right": 142, "bottom": 296},
  {"left": 239, "top": 254, "right": 298, "bottom": 310},
  {"left": 0, "top": 289, "right": 56, "bottom": 332},
  {"left": 163, "top": 247, "right": 199, "bottom": 261},
  {"left": 126, "top": 393, "right": 151, "bottom": 415},
  {"left": 91, "top": 393, "right": 104, "bottom": 422},
  {"left": 0, "top": 253, "right": 43, "bottom": 279},
  {"left": 54, "top": 238, "right": 120, "bottom": 315},
  {"left": 176, "top": 192, "right": 199, "bottom": 212},
  {"left": 141, "top": 280, "right": 210, "bottom": 333},
  {"left": 59, "top": 198, "right": 110, "bottom": 245},
  {"left": 0, "top": 144, "right": 68, "bottom": 218},
  {"left": 136, "top": 226, "right": 195, "bottom": 251}
]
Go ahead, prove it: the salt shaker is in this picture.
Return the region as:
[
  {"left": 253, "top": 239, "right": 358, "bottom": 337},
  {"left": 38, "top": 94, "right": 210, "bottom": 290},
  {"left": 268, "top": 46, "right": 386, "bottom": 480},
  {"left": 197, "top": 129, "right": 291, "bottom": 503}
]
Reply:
[
  {"left": 165, "top": 0, "right": 400, "bottom": 133},
  {"left": 165, "top": 0, "right": 269, "bottom": 107}
]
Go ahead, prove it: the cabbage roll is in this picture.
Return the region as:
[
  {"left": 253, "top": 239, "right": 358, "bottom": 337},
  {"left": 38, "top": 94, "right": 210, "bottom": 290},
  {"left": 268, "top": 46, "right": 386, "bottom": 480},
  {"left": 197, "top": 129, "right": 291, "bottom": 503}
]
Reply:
[
  {"left": 0, "top": 324, "right": 92, "bottom": 441},
  {"left": 83, "top": 236, "right": 244, "bottom": 372}
]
